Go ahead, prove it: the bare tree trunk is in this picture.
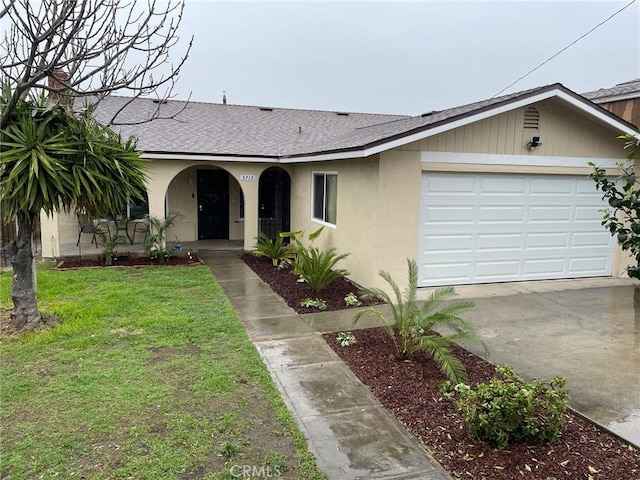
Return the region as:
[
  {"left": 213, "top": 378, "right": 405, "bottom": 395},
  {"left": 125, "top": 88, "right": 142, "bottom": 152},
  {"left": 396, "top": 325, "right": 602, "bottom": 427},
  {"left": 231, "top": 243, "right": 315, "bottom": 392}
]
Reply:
[{"left": 8, "top": 214, "right": 41, "bottom": 330}]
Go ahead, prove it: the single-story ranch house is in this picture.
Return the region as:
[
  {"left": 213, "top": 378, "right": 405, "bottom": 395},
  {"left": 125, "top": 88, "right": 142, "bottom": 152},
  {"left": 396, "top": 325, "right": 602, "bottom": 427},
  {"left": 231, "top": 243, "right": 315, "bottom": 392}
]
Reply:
[{"left": 41, "top": 83, "right": 639, "bottom": 290}]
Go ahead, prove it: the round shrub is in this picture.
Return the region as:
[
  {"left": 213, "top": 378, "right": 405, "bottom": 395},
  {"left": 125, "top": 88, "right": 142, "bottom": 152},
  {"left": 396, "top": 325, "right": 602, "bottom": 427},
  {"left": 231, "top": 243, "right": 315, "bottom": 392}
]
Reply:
[{"left": 454, "top": 365, "right": 569, "bottom": 449}]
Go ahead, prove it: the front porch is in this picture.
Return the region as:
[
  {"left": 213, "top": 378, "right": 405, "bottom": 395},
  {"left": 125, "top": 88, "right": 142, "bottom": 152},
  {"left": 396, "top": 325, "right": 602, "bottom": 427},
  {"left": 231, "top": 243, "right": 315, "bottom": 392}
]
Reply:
[
  {"left": 56, "top": 238, "right": 244, "bottom": 259},
  {"left": 39, "top": 162, "right": 292, "bottom": 260}
]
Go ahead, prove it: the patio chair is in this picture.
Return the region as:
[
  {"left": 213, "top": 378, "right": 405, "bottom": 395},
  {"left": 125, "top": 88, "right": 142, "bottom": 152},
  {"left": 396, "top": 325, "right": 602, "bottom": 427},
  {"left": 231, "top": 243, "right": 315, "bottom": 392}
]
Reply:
[
  {"left": 130, "top": 219, "right": 150, "bottom": 245},
  {"left": 76, "top": 213, "right": 99, "bottom": 248},
  {"left": 114, "top": 216, "right": 132, "bottom": 245}
]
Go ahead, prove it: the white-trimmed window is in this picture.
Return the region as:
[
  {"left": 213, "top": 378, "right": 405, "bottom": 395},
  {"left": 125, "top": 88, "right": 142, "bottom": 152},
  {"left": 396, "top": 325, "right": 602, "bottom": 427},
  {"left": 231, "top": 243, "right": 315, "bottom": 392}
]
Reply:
[{"left": 312, "top": 172, "right": 337, "bottom": 225}]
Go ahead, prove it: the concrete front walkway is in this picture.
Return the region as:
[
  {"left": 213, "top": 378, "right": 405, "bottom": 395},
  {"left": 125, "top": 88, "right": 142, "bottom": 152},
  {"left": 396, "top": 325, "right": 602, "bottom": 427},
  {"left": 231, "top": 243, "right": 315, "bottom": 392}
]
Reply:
[{"left": 201, "top": 252, "right": 451, "bottom": 480}]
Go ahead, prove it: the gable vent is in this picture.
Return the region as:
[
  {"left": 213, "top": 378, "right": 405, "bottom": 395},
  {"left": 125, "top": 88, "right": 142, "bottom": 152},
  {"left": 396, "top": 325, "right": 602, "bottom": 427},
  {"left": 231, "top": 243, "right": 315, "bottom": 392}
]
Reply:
[{"left": 523, "top": 107, "right": 539, "bottom": 129}]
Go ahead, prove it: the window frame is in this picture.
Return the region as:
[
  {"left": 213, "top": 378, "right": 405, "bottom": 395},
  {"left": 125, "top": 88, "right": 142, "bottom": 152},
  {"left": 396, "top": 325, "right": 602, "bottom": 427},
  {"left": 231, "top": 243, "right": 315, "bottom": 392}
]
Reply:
[{"left": 311, "top": 171, "right": 338, "bottom": 227}]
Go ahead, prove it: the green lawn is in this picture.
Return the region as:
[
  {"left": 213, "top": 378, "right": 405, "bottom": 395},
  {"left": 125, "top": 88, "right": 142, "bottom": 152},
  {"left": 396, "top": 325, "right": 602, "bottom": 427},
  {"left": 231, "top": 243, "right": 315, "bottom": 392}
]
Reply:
[{"left": 0, "top": 264, "right": 325, "bottom": 480}]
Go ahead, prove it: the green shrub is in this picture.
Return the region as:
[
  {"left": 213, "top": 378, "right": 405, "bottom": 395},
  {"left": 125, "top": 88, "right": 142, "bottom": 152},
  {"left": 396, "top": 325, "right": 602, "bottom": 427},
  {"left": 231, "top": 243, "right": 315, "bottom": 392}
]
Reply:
[
  {"left": 353, "top": 259, "right": 484, "bottom": 385},
  {"left": 282, "top": 227, "right": 350, "bottom": 292},
  {"left": 253, "top": 232, "right": 293, "bottom": 266},
  {"left": 454, "top": 365, "right": 569, "bottom": 449}
]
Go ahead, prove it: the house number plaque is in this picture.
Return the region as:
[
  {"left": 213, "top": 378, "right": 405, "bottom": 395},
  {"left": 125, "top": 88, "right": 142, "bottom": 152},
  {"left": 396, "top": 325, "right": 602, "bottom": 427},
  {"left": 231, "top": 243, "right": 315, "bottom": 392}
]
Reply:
[{"left": 240, "top": 175, "right": 255, "bottom": 181}]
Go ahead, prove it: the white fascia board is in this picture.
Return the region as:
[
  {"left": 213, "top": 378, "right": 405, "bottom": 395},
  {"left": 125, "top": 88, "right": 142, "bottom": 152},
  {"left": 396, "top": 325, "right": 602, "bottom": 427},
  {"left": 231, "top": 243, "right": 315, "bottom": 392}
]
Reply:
[
  {"left": 421, "top": 151, "right": 622, "bottom": 169},
  {"left": 554, "top": 91, "right": 638, "bottom": 136},
  {"left": 279, "top": 151, "right": 368, "bottom": 163},
  {"left": 141, "top": 153, "right": 278, "bottom": 163}
]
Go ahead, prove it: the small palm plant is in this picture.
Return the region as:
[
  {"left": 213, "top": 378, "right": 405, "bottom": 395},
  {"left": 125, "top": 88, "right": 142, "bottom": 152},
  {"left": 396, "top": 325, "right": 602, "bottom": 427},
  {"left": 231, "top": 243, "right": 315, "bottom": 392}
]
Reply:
[
  {"left": 144, "top": 212, "right": 183, "bottom": 263},
  {"left": 282, "top": 227, "right": 350, "bottom": 291},
  {"left": 353, "top": 259, "right": 485, "bottom": 385},
  {"left": 95, "top": 219, "right": 128, "bottom": 266},
  {"left": 253, "top": 232, "right": 294, "bottom": 266}
]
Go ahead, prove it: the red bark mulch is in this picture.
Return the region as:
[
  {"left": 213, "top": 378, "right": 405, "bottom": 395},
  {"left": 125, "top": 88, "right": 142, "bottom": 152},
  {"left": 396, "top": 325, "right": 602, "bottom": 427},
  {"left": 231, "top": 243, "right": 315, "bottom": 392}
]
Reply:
[
  {"left": 55, "top": 254, "right": 202, "bottom": 269},
  {"left": 323, "top": 327, "right": 640, "bottom": 480},
  {"left": 241, "top": 253, "right": 382, "bottom": 314}
]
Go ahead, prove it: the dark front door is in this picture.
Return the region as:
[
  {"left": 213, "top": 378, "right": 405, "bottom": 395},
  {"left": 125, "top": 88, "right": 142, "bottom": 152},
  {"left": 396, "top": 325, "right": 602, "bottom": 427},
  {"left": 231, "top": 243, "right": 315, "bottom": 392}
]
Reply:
[
  {"left": 197, "top": 170, "right": 229, "bottom": 239},
  {"left": 258, "top": 167, "right": 291, "bottom": 239}
]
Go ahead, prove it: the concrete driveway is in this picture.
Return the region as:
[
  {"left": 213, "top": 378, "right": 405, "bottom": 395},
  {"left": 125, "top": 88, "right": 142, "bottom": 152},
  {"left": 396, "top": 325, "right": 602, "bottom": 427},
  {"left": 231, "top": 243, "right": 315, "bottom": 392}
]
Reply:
[{"left": 417, "top": 277, "right": 640, "bottom": 447}]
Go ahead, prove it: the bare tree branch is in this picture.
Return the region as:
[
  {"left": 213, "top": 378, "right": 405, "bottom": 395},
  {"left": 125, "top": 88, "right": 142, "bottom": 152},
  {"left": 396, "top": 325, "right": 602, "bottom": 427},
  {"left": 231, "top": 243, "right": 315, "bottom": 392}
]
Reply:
[{"left": 0, "top": 0, "right": 192, "bottom": 128}]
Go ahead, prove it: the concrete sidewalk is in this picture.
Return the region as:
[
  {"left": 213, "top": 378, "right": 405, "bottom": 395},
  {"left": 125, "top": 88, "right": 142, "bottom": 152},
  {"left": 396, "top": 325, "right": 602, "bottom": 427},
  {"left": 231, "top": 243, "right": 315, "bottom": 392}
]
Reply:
[{"left": 201, "top": 252, "right": 451, "bottom": 480}]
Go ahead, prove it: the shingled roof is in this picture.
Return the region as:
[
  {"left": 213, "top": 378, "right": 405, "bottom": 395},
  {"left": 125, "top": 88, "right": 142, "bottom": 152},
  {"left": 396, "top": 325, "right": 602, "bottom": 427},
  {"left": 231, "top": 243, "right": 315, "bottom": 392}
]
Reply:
[
  {"left": 91, "top": 97, "right": 407, "bottom": 158},
  {"left": 582, "top": 79, "right": 640, "bottom": 103},
  {"left": 91, "top": 83, "right": 637, "bottom": 161}
]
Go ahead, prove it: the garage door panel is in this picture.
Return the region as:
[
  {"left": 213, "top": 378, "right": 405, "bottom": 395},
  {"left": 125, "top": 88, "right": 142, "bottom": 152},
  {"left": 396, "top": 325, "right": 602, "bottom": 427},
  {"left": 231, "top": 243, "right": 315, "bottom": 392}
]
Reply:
[
  {"left": 530, "top": 178, "right": 573, "bottom": 195},
  {"left": 420, "top": 262, "right": 472, "bottom": 283},
  {"left": 477, "top": 234, "right": 522, "bottom": 250},
  {"left": 572, "top": 232, "right": 611, "bottom": 247},
  {"left": 575, "top": 206, "right": 606, "bottom": 221},
  {"left": 479, "top": 177, "right": 526, "bottom": 194},
  {"left": 475, "top": 261, "right": 520, "bottom": 278},
  {"left": 569, "top": 257, "right": 610, "bottom": 273},
  {"left": 418, "top": 173, "right": 614, "bottom": 287},
  {"left": 529, "top": 206, "right": 571, "bottom": 222},
  {"left": 522, "top": 258, "right": 566, "bottom": 275},
  {"left": 424, "top": 234, "right": 473, "bottom": 252},
  {"left": 423, "top": 206, "right": 474, "bottom": 223},
  {"left": 478, "top": 206, "right": 525, "bottom": 222},
  {"left": 423, "top": 175, "right": 475, "bottom": 194},
  {"left": 526, "top": 233, "right": 568, "bottom": 248}
]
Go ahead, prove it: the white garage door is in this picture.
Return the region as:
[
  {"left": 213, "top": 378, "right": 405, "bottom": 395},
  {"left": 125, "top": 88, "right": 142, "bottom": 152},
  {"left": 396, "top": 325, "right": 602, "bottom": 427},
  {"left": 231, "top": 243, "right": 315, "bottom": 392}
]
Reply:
[{"left": 417, "top": 173, "right": 615, "bottom": 287}]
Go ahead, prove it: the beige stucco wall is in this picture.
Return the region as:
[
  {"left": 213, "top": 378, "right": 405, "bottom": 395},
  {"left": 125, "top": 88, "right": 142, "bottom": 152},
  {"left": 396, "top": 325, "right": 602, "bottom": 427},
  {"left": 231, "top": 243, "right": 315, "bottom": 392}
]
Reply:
[
  {"left": 289, "top": 157, "right": 379, "bottom": 289},
  {"left": 288, "top": 152, "right": 422, "bottom": 291},
  {"left": 402, "top": 98, "right": 625, "bottom": 159}
]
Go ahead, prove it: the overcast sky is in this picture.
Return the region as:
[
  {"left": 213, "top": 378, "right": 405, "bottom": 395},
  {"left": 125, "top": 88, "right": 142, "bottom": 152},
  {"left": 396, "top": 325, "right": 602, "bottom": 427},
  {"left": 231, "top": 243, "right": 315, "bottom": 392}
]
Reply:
[{"left": 171, "top": 0, "right": 640, "bottom": 115}]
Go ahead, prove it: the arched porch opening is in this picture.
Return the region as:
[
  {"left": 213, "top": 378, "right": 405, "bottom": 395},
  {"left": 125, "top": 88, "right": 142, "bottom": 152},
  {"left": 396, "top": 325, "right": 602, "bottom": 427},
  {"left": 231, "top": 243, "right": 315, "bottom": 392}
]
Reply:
[
  {"left": 258, "top": 167, "right": 291, "bottom": 239},
  {"left": 165, "top": 165, "right": 244, "bottom": 242}
]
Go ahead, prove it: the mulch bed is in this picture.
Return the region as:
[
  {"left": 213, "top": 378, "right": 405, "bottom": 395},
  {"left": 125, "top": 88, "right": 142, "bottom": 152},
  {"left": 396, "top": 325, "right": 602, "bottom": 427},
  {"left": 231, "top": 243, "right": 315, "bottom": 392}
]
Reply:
[
  {"left": 241, "top": 253, "right": 382, "bottom": 314},
  {"left": 323, "top": 327, "right": 640, "bottom": 480},
  {"left": 55, "top": 255, "right": 202, "bottom": 269},
  {"left": 239, "top": 254, "right": 640, "bottom": 479}
]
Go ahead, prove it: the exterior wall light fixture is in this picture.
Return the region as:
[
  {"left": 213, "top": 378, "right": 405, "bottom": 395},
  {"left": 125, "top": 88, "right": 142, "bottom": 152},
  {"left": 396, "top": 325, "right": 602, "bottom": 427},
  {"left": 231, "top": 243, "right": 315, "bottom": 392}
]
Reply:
[{"left": 527, "top": 136, "right": 542, "bottom": 149}]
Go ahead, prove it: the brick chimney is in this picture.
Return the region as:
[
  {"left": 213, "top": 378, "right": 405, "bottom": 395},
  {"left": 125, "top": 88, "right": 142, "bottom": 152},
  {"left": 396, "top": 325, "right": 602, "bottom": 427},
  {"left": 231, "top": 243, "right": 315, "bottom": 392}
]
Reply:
[{"left": 47, "top": 69, "right": 69, "bottom": 91}]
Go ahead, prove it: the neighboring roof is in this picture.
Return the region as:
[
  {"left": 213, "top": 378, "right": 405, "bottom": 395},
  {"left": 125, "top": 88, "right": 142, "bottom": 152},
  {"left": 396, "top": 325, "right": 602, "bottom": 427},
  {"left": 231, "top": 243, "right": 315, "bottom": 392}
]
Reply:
[
  {"left": 582, "top": 79, "right": 640, "bottom": 103},
  {"left": 91, "top": 83, "right": 638, "bottom": 162}
]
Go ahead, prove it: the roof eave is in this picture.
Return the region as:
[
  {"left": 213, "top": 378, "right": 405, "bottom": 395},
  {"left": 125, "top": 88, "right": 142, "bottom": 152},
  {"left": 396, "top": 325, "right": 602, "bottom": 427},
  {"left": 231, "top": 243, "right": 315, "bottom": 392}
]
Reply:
[
  {"left": 141, "top": 151, "right": 281, "bottom": 163},
  {"left": 281, "top": 84, "right": 639, "bottom": 162}
]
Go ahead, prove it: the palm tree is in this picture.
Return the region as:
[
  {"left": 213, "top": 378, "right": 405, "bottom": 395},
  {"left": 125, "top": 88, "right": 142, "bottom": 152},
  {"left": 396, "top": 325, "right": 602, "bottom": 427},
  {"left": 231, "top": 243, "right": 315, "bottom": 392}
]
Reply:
[
  {"left": 353, "top": 259, "right": 486, "bottom": 385},
  {"left": 0, "top": 88, "right": 147, "bottom": 331}
]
